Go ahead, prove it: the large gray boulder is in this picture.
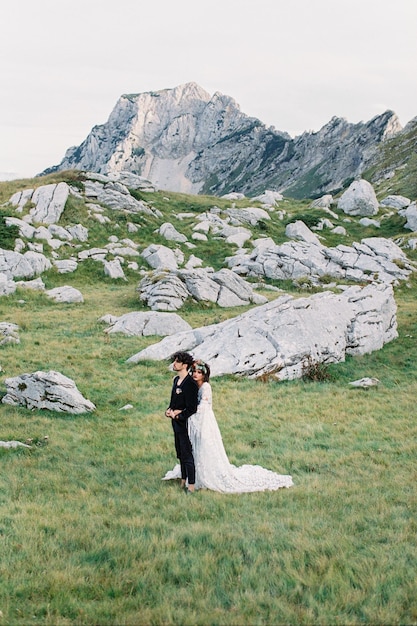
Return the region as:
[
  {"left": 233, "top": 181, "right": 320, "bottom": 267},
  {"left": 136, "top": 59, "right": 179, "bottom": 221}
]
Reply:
[
  {"left": 103, "top": 259, "right": 126, "bottom": 280},
  {"left": 139, "top": 272, "right": 191, "bottom": 311},
  {"left": 5, "top": 217, "right": 36, "bottom": 238},
  {"left": 9, "top": 183, "right": 70, "bottom": 224},
  {"left": 29, "top": 183, "right": 70, "bottom": 224},
  {"left": 141, "top": 244, "right": 180, "bottom": 271},
  {"left": 0, "top": 249, "right": 36, "bottom": 280},
  {"left": 139, "top": 268, "right": 267, "bottom": 311},
  {"left": 103, "top": 311, "right": 192, "bottom": 336},
  {"left": 127, "top": 283, "right": 397, "bottom": 381},
  {"left": 338, "top": 179, "right": 379, "bottom": 216},
  {"left": 158, "top": 222, "right": 187, "bottom": 243},
  {"left": 84, "top": 179, "right": 159, "bottom": 217},
  {"left": 2, "top": 370, "right": 95, "bottom": 413},
  {"left": 285, "top": 220, "right": 322, "bottom": 245},
  {"left": 24, "top": 251, "right": 52, "bottom": 276},
  {"left": 107, "top": 171, "right": 156, "bottom": 192}
]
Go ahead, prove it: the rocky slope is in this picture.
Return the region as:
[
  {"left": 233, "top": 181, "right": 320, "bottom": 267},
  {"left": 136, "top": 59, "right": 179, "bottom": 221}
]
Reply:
[{"left": 41, "top": 83, "right": 407, "bottom": 199}]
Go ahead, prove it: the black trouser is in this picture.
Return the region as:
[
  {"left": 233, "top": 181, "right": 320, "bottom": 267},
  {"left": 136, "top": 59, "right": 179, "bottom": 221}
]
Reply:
[{"left": 174, "top": 428, "right": 195, "bottom": 485}]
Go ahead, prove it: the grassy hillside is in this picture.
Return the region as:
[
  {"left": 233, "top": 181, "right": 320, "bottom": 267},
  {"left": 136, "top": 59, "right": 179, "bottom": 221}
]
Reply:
[
  {"left": 364, "top": 119, "right": 417, "bottom": 200},
  {"left": 0, "top": 173, "right": 416, "bottom": 625}
]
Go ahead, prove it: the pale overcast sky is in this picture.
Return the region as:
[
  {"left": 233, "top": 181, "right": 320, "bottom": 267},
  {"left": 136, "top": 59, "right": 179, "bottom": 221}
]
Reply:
[{"left": 1, "top": 0, "right": 416, "bottom": 179}]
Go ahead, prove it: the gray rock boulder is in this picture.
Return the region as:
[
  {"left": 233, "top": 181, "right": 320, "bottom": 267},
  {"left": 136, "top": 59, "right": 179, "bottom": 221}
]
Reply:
[
  {"left": 0, "top": 249, "right": 35, "bottom": 280},
  {"left": 78, "top": 247, "right": 108, "bottom": 261},
  {"left": 23, "top": 251, "right": 52, "bottom": 276},
  {"left": 103, "top": 259, "right": 126, "bottom": 280},
  {"left": 338, "top": 179, "right": 379, "bottom": 216},
  {"left": 402, "top": 203, "right": 417, "bottom": 232},
  {"left": 139, "top": 268, "right": 267, "bottom": 311},
  {"left": 46, "top": 286, "right": 84, "bottom": 303},
  {"left": 0, "top": 322, "right": 20, "bottom": 345},
  {"left": 67, "top": 224, "right": 89, "bottom": 242},
  {"left": 15, "top": 277, "right": 45, "bottom": 291},
  {"left": 2, "top": 370, "right": 95, "bottom": 413},
  {"left": 8, "top": 188, "right": 34, "bottom": 212},
  {"left": 104, "top": 311, "right": 192, "bottom": 336},
  {"left": 141, "top": 244, "right": 180, "bottom": 271},
  {"left": 285, "top": 220, "right": 322, "bottom": 245},
  {"left": 127, "top": 283, "right": 397, "bottom": 380},
  {"left": 227, "top": 236, "right": 413, "bottom": 285},
  {"left": 359, "top": 218, "right": 380, "bottom": 228},
  {"left": 9, "top": 183, "right": 70, "bottom": 224},
  {"left": 0, "top": 273, "right": 16, "bottom": 295},
  {"left": 54, "top": 259, "right": 78, "bottom": 273},
  {"left": 139, "top": 271, "right": 190, "bottom": 311},
  {"left": 30, "top": 183, "right": 70, "bottom": 224},
  {"left": 310, "top": 194, "right": 333, "bottom": 208},
  {"left": 107, "top": 171, "right": 156, "bottom": 192},
  {"left": 84, "top": 179, "right": 158, "bottom": 217},
  {"left": 251, "top": 190, "right": 283, "bottom": 205},
  {"left": 159, "top": 223, "right": 187, "bottom": 243},
  {"left": 380, "top": 195, "right": 410, "bottom": 209},
  {"left": 224, "top": 207, "right": 271, "bottom": 226},
  {"left": 5, "top": 217, "right": 36, "bottom": 238}
]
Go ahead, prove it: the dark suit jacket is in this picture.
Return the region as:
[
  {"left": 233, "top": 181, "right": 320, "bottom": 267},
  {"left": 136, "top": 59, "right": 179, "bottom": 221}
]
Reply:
[{"left": 167, "top": 374, "right": 198, "bottom": 433}]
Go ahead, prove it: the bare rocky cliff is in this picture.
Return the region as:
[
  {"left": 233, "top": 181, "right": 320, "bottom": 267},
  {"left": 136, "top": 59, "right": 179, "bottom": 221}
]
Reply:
[{"left": 42, "top": 82, "right": 403, "bottom": 199}]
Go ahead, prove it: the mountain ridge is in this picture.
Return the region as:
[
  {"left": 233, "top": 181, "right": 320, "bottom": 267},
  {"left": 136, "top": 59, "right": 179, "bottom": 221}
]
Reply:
[{"left": 41, "top": 82, "right": 411, "bottom": 199}]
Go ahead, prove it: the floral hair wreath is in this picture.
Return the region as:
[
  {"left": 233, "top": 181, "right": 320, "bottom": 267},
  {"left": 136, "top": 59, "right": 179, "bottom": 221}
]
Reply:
[{"left": 193, "top": 360, "right": 207, "bottom": 374}]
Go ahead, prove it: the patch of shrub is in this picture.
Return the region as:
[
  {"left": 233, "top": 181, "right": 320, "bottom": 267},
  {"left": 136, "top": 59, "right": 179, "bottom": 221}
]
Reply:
[
  {"left": 0, "top": 210, "right": 19, "bottom": 249},
  {"left": 301, "top": 356, "right": 333, "bottom": 382}
]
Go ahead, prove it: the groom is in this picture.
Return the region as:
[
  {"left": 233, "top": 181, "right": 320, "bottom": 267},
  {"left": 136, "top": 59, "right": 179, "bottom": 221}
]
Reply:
[{"left": 165, "top": 351, "right": 198, "bottom": 493}]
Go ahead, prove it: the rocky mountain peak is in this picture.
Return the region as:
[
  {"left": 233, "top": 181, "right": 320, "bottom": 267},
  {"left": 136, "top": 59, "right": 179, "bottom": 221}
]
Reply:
[{"left": 42, "top": 82, "right": 405, "bottom": 199}]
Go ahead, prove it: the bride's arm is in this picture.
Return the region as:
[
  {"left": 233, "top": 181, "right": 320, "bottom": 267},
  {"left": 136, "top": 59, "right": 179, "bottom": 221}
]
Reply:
[{"left": 199, "top": 382, "right": 212, "bottom": 406}]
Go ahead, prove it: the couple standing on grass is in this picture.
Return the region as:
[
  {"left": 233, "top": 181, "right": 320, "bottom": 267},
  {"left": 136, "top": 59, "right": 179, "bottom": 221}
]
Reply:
[{"left": 163, "top": 351, "right": 294, "bottom": 494}]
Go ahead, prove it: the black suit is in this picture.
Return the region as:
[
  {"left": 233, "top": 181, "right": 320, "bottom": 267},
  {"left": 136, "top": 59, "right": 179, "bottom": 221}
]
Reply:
[{"left": 167, "top": 373, "right": 198, "bottom": 485}]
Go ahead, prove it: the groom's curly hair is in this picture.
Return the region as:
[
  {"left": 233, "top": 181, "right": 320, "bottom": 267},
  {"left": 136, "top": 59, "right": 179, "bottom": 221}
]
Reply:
[{"left": 170, "top": 351, "right": 194, "bottom": 369}]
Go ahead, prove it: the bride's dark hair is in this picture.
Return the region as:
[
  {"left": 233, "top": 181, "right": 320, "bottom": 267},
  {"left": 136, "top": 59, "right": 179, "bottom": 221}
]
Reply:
[{"left": 193, "top": 360, "right": 211, "bottom": 382}]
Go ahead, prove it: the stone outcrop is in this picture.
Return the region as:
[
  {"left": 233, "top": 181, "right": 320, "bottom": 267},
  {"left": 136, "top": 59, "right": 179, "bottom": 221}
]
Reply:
[
  {"left": 2, "top": 370, "right": 95, "bottom": 413},
  {"left": 102, "top": 311, "right": 192, "bottom": 336},
  {"left": 0, "top": 273, "right": 17, "bottom": 295},
  {"left": 127, "top": 283, "right": 397, "bottom": 381},
  {"left": 227, "top": 233, "right": 413, "bottom": 286},
  {"left": 0, "top": 322, "right": 20, "bottom": 345},
  {"left": 380, "top": 195, "right": 411, "bottom": 210},
  {"left": 10, "top": 182, "right": 70, "bottom": 224},
  {"left": 400, "top": 203, "right": 417, "bottom": 232},
  {"left": 40, "top": 82, "right": 403, "bottom": 199},
  {"left": 138, "top": 268, "right": 268, "bottom": 311},
  {"left": 337, "top": 179, "right": 379, "bottom": 216},
  {"left": 46, "top": 286, "right": 84, "bottom": 303},
  {"left": 84, "top": 177, "right": 159, "bottom": 217}
]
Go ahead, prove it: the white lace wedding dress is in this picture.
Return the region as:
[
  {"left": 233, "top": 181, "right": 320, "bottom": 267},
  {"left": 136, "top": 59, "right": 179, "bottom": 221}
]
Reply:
[{"left": 163, "top": 382, "right": 294, "bottom": 493}]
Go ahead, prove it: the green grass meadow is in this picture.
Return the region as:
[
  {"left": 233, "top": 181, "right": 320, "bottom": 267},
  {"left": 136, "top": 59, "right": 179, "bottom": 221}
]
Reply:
[
  {"left": 1, "top": 279, "right": 416, "bottom": 625},
  {"left": 0, "top": 174, "right": 416, "bottom": 624}
]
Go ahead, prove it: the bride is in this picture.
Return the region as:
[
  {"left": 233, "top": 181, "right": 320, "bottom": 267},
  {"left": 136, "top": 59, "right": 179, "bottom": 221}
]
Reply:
[{"left": 163, "top": 360, "right": 294, "bottom": 493}]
